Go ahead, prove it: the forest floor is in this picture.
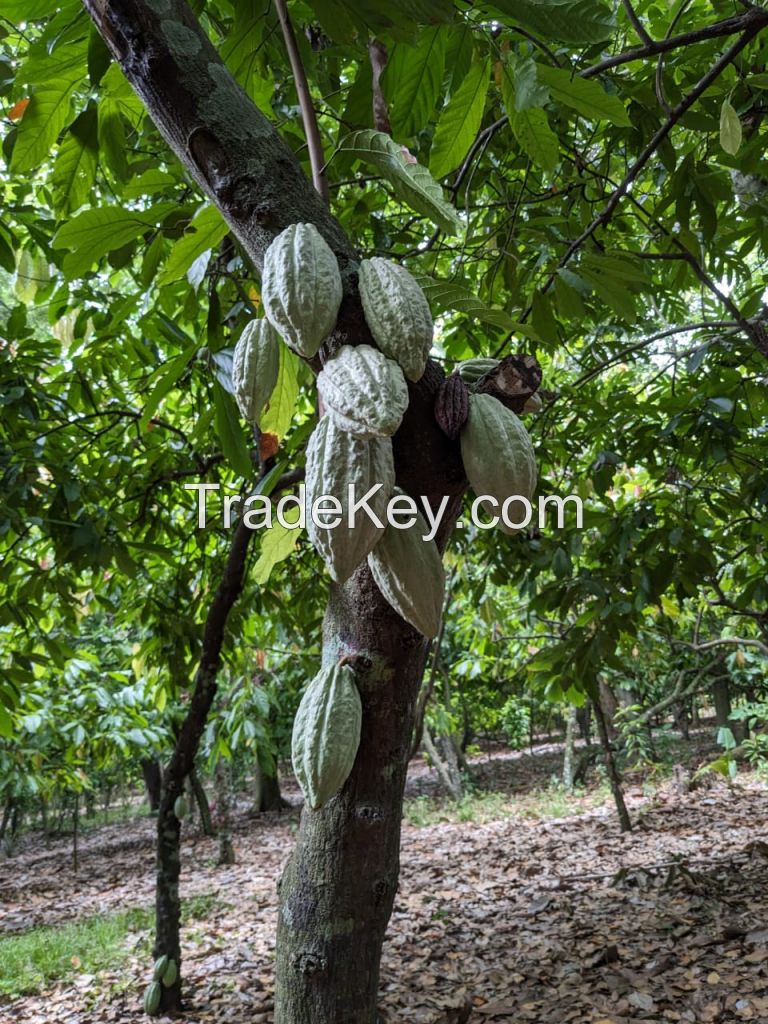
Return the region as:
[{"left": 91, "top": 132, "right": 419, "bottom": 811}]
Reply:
[{"left": 2, "top": 735, "right": 768, "bottom": 1024}]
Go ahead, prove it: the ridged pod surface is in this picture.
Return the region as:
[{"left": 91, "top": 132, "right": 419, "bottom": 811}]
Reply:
[
  {"left": 317, "top": 344, "right": 408, "bottom": 439},
  {"left": 358, "top": 257, "right": 433, "bottom": 381},
  {"left": 433, "top": 373, "right": 469, "bottom": 440},
  {"left": 305, "top": 416, "right": 394, "bottom": 583},
  {"left": 367, "top": 490, "right": 445, "bottom": 638},
  {"left": 457, "top": 357, "right": 500, "bottom": 384},
  {"left": 231, "top": 319, "right": 280, "bottom": 426},
  {"left": 143, "top": 981, "right": 162, "bottom": 1016},
  {"left": 152, "top": 956, "right": 169, "bottom": 982},
  {"left": 460, "top": 393, "right": 537, "bottom": 535},
  {"left": 291, "top": 662, "right": 362, "bottom": 810},
  {"left": 261, "top": 222, "right": 342, "bottom": 357}
]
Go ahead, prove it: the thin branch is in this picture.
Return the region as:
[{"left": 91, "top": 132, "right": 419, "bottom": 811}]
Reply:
[
  {"left": 581, "top": 7, "right": 768, "bottom": 79},
  {"left": 273, "top": 0, "right": 328, "bottom": 205},
  {"left": 368, "top": 39, "right": 392, "bottom": 135},
  {"left": 675, "top": 637, "right": 768, "bottom": 657},
  {"left": 557, "top": 26, "right": 764, "bottom": 275},
  {"left": 622, "top": 0, "right": 653, "bottom": 46}
]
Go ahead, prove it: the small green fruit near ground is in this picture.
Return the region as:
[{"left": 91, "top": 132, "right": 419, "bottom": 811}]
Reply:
[
  {"left": 173, "top": 795, "right": 189, "bottom": 819},
  {"left": 152, "top": 954, "right": 168, "bottom": 981},
  {"left": 143, "top": 981, "right": 162, "bottom": 1016},
  {"left": 161, "top": 958, "right": 178, "bottom": 987}
]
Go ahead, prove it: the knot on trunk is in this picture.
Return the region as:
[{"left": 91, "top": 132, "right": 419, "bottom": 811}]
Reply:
[{"left": 293, "top": 951, "right": 328, "bottom": 976}]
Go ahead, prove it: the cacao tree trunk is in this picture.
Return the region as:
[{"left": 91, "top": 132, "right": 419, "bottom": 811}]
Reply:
[
  {"left": 563, "top": 704, "right": 578, "bottom": 790},
  {"left": 83, "top": 4, "right": 468, "bottom": 1020},
  {"left": 215, "top": 759, "right": 236, "bottom": 865},
  {"left": 276, "top": 571, "right": 436, "bottom": 1023},
  {"left": 190, "top": 767, "right": 215, "bottom": 837},
  {"left": 713, "top": 674, "right": 732, "bottom": 729},
  {"left": 253, "top": 762, "right": 288, "bottom": 812},
  {"left": 593, "top": 697, "right": 632, "bottom": 833},
  {"left": 142, "top": 758, "right": 163, "bottom": 812}
]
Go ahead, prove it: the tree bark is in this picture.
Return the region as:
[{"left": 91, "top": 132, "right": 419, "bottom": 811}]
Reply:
[
  {"left": 563, "top": 704, "right": 578, "bottom": 790},
  {"left": 593, "top": 698, "right": 632, "bottom": 833},
  {"left": 142, "top": 757, "right": 163, "bottom": 812},
  {"left": 713, "top": 675, "right": 732, "bottom": 729},
  {"left": 214, "top": 759, "right": 236, "bottom": 865},
  {"left": 253, "top": 762, "right": 288, "bottom": 813},
  {"left": 190, "top": 767, "right": 215, "bottom": 837}
]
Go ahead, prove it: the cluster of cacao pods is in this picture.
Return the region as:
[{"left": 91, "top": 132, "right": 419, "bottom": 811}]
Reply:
[
  {"left": 232, "top": 223, "right": 539, "bottom": 810},
  {"left": 240, "top": 222, "right": 445, "bottom": 641},
  {"left": 142, "top": 955, "right": 178, "bottom": 1016}
]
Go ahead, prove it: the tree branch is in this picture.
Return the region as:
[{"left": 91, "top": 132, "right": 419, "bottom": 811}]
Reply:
[
  {"left": 368, "top": 39, "right": 392, "bottom": 134},
  {"left": 274, "top": 0, "right": 329, "bottom": 205},
  {"left": 675, "top": 637, "right": 768, "bottom": 657},
  {"left": 581, "top": 7, "right": 768, "bottom": 79},
  {"left": 622, "top": 0, "right": 653, "bottom": 46}
]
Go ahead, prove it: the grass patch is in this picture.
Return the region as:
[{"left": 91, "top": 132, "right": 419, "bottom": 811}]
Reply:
[
  {"left": 0, "top": 892, "right": 222, "bottom": 1000},
  {"left": 403, "top": 777, "right": 615, "bottom": 827},
  {"left": 0, "top": 909, "right": 150, "bottom": 1000}
]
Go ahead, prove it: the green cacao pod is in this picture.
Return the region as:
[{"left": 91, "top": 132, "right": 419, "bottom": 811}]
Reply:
[
  {"left": 291, "top": 661, "right": 362, "bottom": 810},
  {"left": 231, "top": 319, "right": 280, "bottom": 426},
  {"left": 305, "top": 415, "right": 394, "bottom": 583},
  {"left": 460, "top": 393, "right": 537, "bottom": 535},
  {"left": 152, "top": 955, "right": 169, "bottom": 981},
  {"left": 358, "top": 258, "right": 432, "bottom": 382},
  {"left": 368, "top": 489, "right": 445, "bottom": 638},
  {"left": 173, "top": 795, "right": 189, "bottom": 820},
  {"left": 143, "top": 981, "right": 162, "bottom": 1016},
  {"left": 457, "top": 357, "right": 499, "bottom": 384},
  {"left": 161, "top": 958, "right": 178, "bottom": 988},
  {"left": 317, "top": 344, "right": 408, "bottom": 439},
  {"left": 262, "top": 222, "right": 342, "bottom": 357}
]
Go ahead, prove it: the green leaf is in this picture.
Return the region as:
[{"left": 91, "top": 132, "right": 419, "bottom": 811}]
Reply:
[
  {"left": 719, "top": 99, "right": 742, "bottom": 156},
  {"left": 414, "top": 275, "right": 517, "bottom": 330},
  {"left": 158, "top": 206, "right": 229, "bottom": 286},
  {"left": 531, "top": 291, "right": 559, "bottom": 344},
  {"left": 429, "top": 57, "right": 491, "bottom": 180},
  {"left": 10, "top": 78, "right": 76, "bottom": 173},
  {"left": 510, "top": 108, "right": 558, "bottom": 172},
  {"left": 507, "top": 55, "right": 550, "bottom": 112},
  {"left": 337, "top": 130, "right": 462, "bottom": 234},
  {"left": 253, "top": 506, "right": 302, "bottom": 585},
  {"left": 260, "top": 346, "right": 300, "bottom": 439},
  {"left": 489, "top": 0, "right": 615, "bottom": 44},
  {"left": 52, "top": 204, "right": 176, "bottom": 277},
  {"left": 52, "top": 106, "right": 98, "bottom": 215},
  {"left": 536, "top": 65, "right": 631, "bottom": 126},
  {"left": 138, "top": 343, "right": 197, "bottom": 431},
  {"left": 213, "top": 382, "right": 253, "bottom": 479},
  {"left": 381, "top": 26, "right": 448, "bottom": 138},
  {"left": 98, "top": 97, "right": 129, "bottom": 182}
]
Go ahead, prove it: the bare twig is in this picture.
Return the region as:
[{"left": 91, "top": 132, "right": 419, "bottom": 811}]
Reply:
[
  {"left": 369, "top": 40, "right": 392, "bottom": 134},
  {"left": 274, "top": 0, "right": 329, "bottom": 204},
  {"left": 622, "top": 0, "right": 653, "bottom": 46}
]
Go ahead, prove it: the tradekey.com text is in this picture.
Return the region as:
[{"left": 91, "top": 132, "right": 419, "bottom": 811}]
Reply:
[{"left": 185, "top": 483, "right": 583, "bottom": 539}]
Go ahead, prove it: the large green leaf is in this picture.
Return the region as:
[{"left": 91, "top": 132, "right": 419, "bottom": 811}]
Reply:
[
  {"left": 414, "top": 275, "right": 517, "bottom": 331},
  {"left": 260, "top": 346, "right": 300, "bottom": 440},
  {"left": 381, "top": 26, "right": 448, "bottom": 138},
  {"left": 157, "top": 205, "right": 229, "bottom": 286},
  {"left": 489, "top": 0, "right": 615, "bottom": 44},
  {"left": 337, "top": 130, "right": 462, "bottom": 234},
  {"left": 536, "top": 65, "right": 631, "bottom": 126},
  {"left": 10, "top": 78, "right": 77, "bottom": 173},
  {"left": 52, "top": 204, "right": 177, "bottom": 277},
  {"left": 213, "top": 382, "right": 253, "bottom": 479},
  {"left": 51, "top": 106, "right": 98, "bottom": 215},
  {"left": 253, "top": 506, "right": 301, "bottom": 585},
  {"left": 509, "top": 108, "right": 559, "bottom": 172},
  {"left": 429, "top": 57, "right": 491, "bottom": 180}
]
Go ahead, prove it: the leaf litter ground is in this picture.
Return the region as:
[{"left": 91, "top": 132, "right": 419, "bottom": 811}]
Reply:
[{"left": 1, "top": 744, "right": 767, "bottom": 1024}]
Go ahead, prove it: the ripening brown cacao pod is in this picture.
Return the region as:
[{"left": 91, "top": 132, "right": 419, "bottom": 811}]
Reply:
[{"left": 433, "top": 373, "right": 469, "bottom": 440}]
